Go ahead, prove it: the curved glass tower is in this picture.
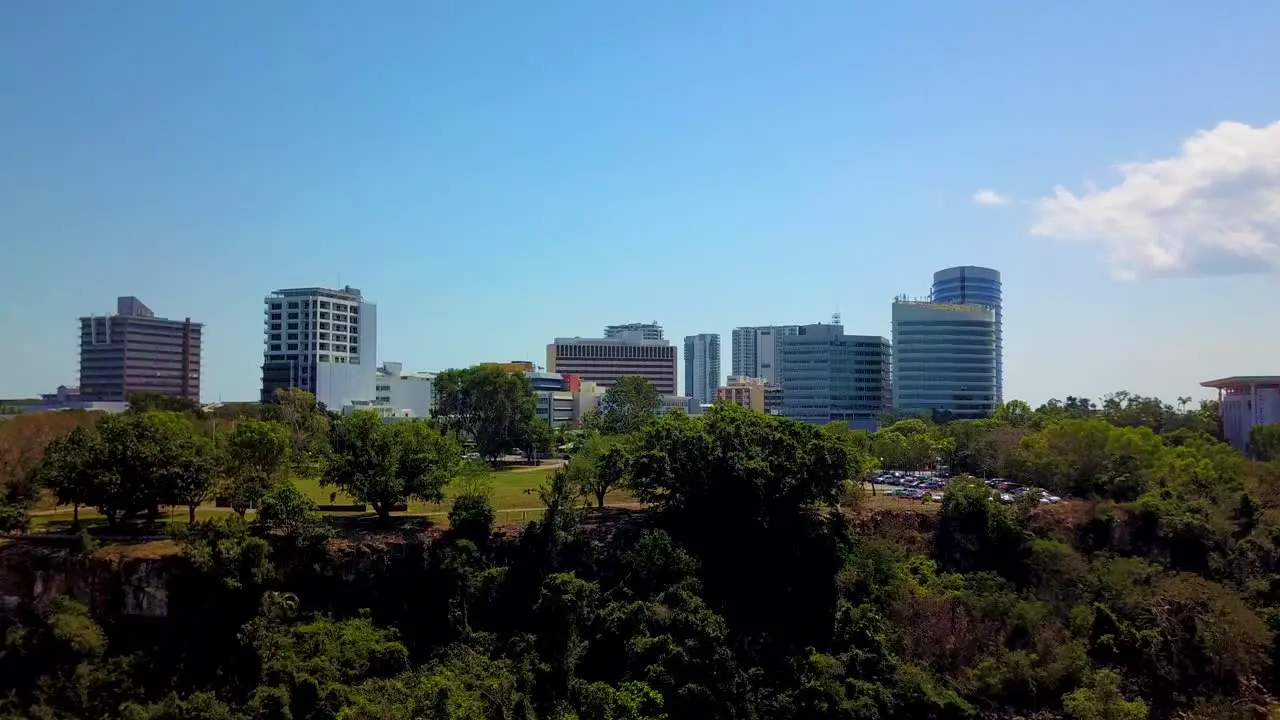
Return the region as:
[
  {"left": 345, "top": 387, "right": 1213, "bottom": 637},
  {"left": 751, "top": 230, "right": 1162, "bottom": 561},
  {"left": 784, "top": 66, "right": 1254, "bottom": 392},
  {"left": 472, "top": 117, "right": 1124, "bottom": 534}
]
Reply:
[
  {"left": 892, "top": 300, "right": 998, "bottom": 419},
  {"left": 931, "top": 266, "right": 1002, "bottom": 402}
]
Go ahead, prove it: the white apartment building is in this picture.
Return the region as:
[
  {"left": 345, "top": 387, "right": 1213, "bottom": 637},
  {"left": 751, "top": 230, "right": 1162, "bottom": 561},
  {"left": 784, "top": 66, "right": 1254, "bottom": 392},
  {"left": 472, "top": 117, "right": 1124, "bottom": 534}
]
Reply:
[
  {"left": 731, "top": 325, "right": 800, "bottom": 385},
  {"left": 374, "top": 362, "right": 435, "bottom": 418},
  {"left": 1201, "top": 376, "right": 1280, "bottom": 453},
  {"left": 260, "top": 286, "right": 377, "bottom": 411}
]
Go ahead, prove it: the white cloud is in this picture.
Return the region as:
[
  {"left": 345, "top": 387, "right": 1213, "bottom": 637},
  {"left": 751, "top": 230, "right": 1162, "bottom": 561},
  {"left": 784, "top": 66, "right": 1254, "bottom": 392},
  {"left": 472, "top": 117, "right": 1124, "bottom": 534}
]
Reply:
[
  {"left": 972, "top": 189, "right": 1012, "bottom": 206},
  {"left": 1031, "top": 120, "right": 1280, "bottom": 279}
]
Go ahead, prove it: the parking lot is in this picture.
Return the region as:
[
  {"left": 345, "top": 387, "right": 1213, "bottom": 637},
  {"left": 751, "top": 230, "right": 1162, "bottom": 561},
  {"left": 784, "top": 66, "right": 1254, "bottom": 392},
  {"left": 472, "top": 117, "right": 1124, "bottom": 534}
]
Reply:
[{"left": 867, "top": 471, "right": 1063, "bottom": 505}]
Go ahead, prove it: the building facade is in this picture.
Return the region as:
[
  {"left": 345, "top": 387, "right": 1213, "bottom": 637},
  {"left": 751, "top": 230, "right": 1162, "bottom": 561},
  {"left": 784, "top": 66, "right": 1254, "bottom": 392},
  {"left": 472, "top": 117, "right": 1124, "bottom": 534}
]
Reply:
[
  {"left": 1201, "top": 376, "right": 1280, "bottom": 453},
  {"left": 79, "top": 296, "right": 202, "bottom": 402},
  {"left": 683, "top": 333, "right": 721, "bottom": 405},
  {"left": 777, "top": 324, "right": 891, "bottom": 429},
  {"left": 373, "top": 362, "right": 435, "bottom": 418},
  {"left": 604, "top": 322, "right": 664, "bottom": 341},
  {"left": 932, "top": 266, "right": 1002, "bottom": 402},
  {"left": 892, "top": 299, "right": 997, "bottom": 419},
  {"left": 731, "top": 325, "right": 800, "bottom": 385},
  {"left": 260, "top": 286, "right": 377, "bottom": 411},
  {"left": 717, "top": 376, "right": 766, "bottom": 413},
  {"left": 547, "top": 331, "right": 677, "bottom": 395}
]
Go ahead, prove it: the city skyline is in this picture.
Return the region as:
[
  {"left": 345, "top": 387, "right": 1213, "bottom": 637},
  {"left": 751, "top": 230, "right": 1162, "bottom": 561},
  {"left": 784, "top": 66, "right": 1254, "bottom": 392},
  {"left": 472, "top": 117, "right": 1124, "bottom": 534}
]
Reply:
[{"left": 5, "top": 3, "right": 1279, "bottom": 405}]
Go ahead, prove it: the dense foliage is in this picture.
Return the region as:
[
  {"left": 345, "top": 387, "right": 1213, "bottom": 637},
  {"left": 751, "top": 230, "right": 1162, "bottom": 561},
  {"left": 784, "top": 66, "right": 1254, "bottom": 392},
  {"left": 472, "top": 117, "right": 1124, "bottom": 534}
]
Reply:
[{"left": 5, "top": 387, "right": 1280, "bottom": 719}]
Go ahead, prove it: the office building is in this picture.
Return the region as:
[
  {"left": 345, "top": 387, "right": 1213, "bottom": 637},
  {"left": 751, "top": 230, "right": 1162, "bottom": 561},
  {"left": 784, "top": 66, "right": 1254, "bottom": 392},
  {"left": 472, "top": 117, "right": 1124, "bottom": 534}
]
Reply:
[
  {"left": 731, "top": 325, "right": 801, "bottom": 385},
  {"left": 892, "top": 298, "right": 997, "bottom": 419},
  {"left": 373, "top": 362, "right": 435, "bottom": 418},
  {"left": 1201, "top": 376, "right": 1280, "bottom": 453},
  {"left": 683, "top": 333, "right": 721, "bottom": 405},
  {"left": 260, "top": 286, "right": 377, "bottom": 410},
  {"left": 604, "top": 322, "right": 664, "bottom": 341},
  {"left": 79, "top": 296, "right": 201, "bottom": 403},
  {"left": 717, "top": 376, "right": 767, "bottom": 413},
  {"left": 932, "top": 266, "right": 1003, "bottom": 402},
  {"left": 547, "top": 331, "right": 677, "bottom": 395},
  {"left": 777, "top": 324, "right": 891, "bottom": 429}
]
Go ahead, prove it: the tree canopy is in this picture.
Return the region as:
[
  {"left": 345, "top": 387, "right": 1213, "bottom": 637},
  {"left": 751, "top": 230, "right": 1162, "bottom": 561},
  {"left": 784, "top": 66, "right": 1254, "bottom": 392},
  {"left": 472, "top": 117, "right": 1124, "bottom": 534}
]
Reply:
[{"left": 433, "top": 365, "right": 539, "bottom": 462}]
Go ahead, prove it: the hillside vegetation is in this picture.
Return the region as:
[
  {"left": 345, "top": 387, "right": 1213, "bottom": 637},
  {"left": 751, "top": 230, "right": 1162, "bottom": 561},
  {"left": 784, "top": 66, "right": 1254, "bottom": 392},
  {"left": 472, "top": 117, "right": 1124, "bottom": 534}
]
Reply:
[{"left": 0, "top": 386, "right": 1278, "bottom": 719}]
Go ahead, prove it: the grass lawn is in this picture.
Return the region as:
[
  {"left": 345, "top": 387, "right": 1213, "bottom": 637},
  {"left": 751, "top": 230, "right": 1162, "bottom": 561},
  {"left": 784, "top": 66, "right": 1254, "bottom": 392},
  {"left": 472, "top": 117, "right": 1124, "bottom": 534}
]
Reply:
[{"left": 23, "top": 462, "right": 638, "bottom": 533}]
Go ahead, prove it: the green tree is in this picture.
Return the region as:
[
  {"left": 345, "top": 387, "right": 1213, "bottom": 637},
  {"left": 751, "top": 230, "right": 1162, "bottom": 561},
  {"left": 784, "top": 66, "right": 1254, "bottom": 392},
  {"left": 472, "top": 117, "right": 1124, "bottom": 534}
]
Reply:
[
  {"left": 600, "top": 376, "right": 662, "bottom": 435},
  {"left": 259, "top": 387, "right": 332, "bottom": 475},
  {"left": 150, "top": 413, "right": 221, "bottom": 523},
  {"left": 326, "top": 413, "right": 461, "bottom": 518},
  {"left": 35, "top": 425, "right": 100, "bottom": 527},
  {"left": 567, "top": 434, "right": 633, "bottom": 508},
  {"left": 993, "top": 399, "right": 1034, "bottom": 427},
  {"left": 1248, "top": 421, "right": 1280, "bottom": 461},
  {"left": 433, "top": 365, "right": 539, "bottom": 462},
  {"left": 221, "top": 418, "right": 292, "bottom": 517},
  {"left": 1061, "top": 670, "right": 1147, "bottom": 720}
]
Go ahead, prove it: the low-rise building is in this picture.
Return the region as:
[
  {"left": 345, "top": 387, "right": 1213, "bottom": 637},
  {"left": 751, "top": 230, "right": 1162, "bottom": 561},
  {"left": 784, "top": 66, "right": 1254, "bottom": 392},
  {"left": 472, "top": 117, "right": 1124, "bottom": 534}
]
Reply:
[
  {"left": 717, "top": 376, "right": 767, "bottom": 413},
  {"left": 1201, "top": 376, "right": 1280, "bottom": 453},
  {"left": 374, "top": 362, "right": 435, "bottom": 418}
]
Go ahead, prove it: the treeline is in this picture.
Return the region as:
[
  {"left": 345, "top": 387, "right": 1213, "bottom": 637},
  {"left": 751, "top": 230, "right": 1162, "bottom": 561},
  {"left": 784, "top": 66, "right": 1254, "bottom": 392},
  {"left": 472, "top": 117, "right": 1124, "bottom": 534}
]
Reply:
[{"left": 5, "top": 382, "right": 1280, "bottom": 718}]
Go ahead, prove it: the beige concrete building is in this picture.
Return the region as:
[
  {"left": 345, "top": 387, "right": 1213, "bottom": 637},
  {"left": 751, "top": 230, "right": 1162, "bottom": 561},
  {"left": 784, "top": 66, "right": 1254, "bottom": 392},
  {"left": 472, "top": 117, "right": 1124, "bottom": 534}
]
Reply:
[
  {"left": 717, "top": 376, "right": 767, "bottom": 413},
  {"left": 547, "top": 331, "right": 677, "bottom": 395}
]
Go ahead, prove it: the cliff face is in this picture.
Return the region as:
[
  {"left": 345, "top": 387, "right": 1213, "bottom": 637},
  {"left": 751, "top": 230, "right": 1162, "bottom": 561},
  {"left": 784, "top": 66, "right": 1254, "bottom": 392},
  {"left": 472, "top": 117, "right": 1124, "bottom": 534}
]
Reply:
[{"left": 0, "top": 540, "right": 178, "bottom": 620}]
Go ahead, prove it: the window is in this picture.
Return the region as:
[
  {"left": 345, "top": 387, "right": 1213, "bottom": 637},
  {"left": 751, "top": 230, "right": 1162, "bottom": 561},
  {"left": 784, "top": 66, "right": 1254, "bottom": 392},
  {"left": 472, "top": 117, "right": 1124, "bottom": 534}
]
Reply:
[
  {"left": 319, "top": 301, "right": 330, "bottom": 309},
  {"left": 287, "top": 312, "right": 299, "bottom": 320},
  {"left": 319, "top": 332, "right": 329, "bottom": 340},
  {"left": 287, "top": 301, "right": 299, "bottom": 310},
  {"left": 287, "top": 322, "right": 299, "bottom": 330},
  {"left": 270, "top": 313, "right": 281, "bottom": 321},
  {"left": 270, "top": 343, "right": 282, "bottom": 352},
  {"left": 287, "top": 333, "right": 298, "bottom": 341},
  {"left": 318, "top": 354, "right": 329, "bottom": 362},
  {"left": 376, "top": 384, "right": 391, "bottom": 392},
  {"left": 287, "top": 343, "right": 298, "bottom": 351},
  {"left": 270, "top": 323, "right": 281, "bottom": 331},
  {"left": 319, "top": 342, "right": 329, "bottom": 351},
  {"left": 270, "top": 333, "right": 281, "bottom": 342},
  {"left": 320, "top": 311, "right": 330, "bottom": 320},
  {"left": 302, "top": 301, "right": 310, "bottom": 309},
  {"left": 270, "top": 302, "right": 282, "bottom": 311},
  {"left": 319, "top": 322, "right": 330, "bottom": 330}
]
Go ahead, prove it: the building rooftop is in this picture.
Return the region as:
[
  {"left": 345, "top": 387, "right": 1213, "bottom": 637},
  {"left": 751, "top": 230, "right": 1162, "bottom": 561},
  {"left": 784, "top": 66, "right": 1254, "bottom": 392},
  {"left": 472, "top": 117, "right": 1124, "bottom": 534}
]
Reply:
[
  {"left": 1201, "top": 376, "right": 1280, "bottom": 389},
  {"left": 553, "top": 333, "right": 670, "bottom": 346},
  {"left": 268, "top": 286, "right": 364, "bottom": 299}
]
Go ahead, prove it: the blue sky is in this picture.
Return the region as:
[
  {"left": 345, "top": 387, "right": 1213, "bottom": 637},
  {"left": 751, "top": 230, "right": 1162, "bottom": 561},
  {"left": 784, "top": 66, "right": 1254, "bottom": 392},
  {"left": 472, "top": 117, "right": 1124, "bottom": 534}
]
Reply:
[{"left": 4, "top": 0, "right": 1280, "bottom": 406}]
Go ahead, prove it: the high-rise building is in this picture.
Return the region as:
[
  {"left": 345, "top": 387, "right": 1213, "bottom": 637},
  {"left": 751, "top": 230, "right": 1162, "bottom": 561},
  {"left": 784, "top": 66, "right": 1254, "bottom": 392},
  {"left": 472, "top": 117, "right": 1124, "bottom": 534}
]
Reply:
[
  {"left": 777, "top": 324, "right": 891, "bottom": 430},
  {"left": 683, "top": 333, "right": 721, "bottom": 405},
  {"left": 892, "top": 298, "right": 997, "bottom": 419},
  {"left": 731, "top": 325, "right": 800, "bottom": 385},
  {"left": 604, "top": 322, "right": 664, "bottom": 341},
  {"left": 260, "top": 286, "right": 377, "bottom": 410},
  {"left": 932, "top": 266, "right": 1002, "bottom": 402},
  {"left": 547, "top": 331, "right": 677, "bottom": 395},
  {"left": 78, "top": 296, "right": 202, "bottom": 403}
]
